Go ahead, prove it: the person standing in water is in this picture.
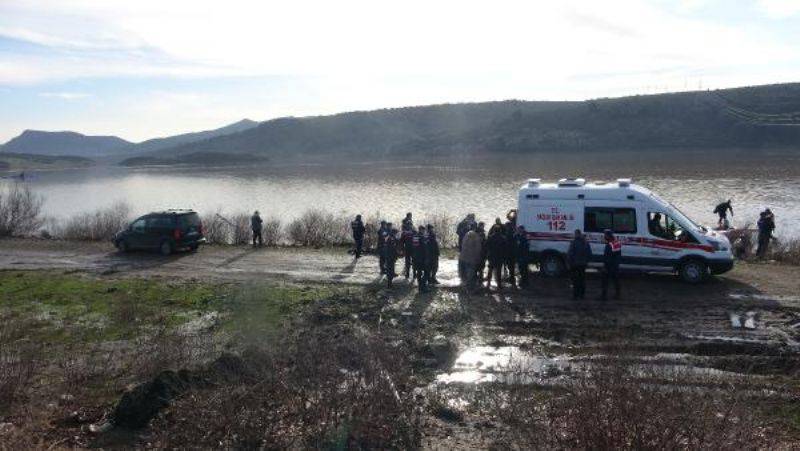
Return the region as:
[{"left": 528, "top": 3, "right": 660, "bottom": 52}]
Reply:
[{"left": 713, "top": 199, "right": 733, "bottom": 229}]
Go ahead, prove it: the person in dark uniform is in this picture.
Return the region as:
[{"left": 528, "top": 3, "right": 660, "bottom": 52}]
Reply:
[
  {"left": 503, "top": 217, "right": 517, "bottom": 287},
  {"left": 600, "top": 230, "right": 622, "bottom": 301},
  {"left": 515, "top": 225, "right": 530, "bottom": 288},
  {"left": 456, "top": 213, "right": 476, "bottom": 250},
  {"left": 401, "top": 219, "right": 415, "bottom": 279},
  {"left": 426, "top": 224, "right": 440, "bottom": 285},
  {"left": 351, "top": 214, "right": 366, "bottom": 258},
  {"left": 250, "top": 210, "right": 263, "bottom": 247},
  {"left": 377, "top": 221, "right": 388, "bottom": 274},
  {"left": 567, "top": 229, "right": 592, "bottom": 300},
  {"left": 476, "top": 222, "right": 487, "bottom": 283},
  {"left": 756, "top": 209, "right": 776, "bottom": 258},
  {"left": 713, "top": 200, "right": 733, "bottom": 229},
  {"left": 385, "top": 226, "right": 399, "bottom": 288},
  {"left": 412, "top": 225, "right": 429, "bottom": 292},
  {"left": 485, "top": 223, "right": 507, "bottom": 290}
]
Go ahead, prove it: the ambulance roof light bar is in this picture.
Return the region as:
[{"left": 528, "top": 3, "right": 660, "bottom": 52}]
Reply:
[
  {"left": 527, "top": 178, "right": 541, "bottom": 187},
  {"left": 617, "top": 178, "right": 632, "bottom": 187},
  {"left": 558, "top": 178, "right": 586, "bottom": 187}
]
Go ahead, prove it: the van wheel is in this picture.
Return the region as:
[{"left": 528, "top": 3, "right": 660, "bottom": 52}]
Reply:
[
  {"left": 117, "top": 240, "right": 130, "bottom": 253},
  {"left": 159, "top": 241, "right": 173, "bottom": 256},
  {"left": 540, "top": 253, "right": 565, "bottom": 277},
  {"left": 679, "top": 259, "right": 708, "bottom": 284}
]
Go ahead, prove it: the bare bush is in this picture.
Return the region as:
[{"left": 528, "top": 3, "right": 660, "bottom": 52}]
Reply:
[
  {"left": 286, "top": 209, "right": 350, "bottom": 247},
  {"left": 229, "top": 213, "right": 251, "bottom": 245},
  {"left": 421, "top": 212, "right": 457, "bottom": 248},
  {"left": 149, "top": 326, "right": 420, "bottom": 449},
  {"left": 262, "top": 218, "right": 282, "bottom": 246},
  {"left": 0, "top": 321, "right": 39, "bottom": 415},
  {"left": 495, "top": 361, "right": 773, "bottom": 450},
  {"left": 769, "top": 238, "right": 800, "bottom": 265},
  {"left": 56, "top": 201, "right": 131, "bottom": 241},
  {"left": 0, "top": 183, "right": 44, "bottom": 237},
  {"left": 200, "top": 211, "right": 229, "bottom": 245}
]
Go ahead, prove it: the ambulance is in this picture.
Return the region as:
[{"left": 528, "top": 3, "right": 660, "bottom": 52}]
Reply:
[{"left": 517, "top": 178, "right": 734, "bottom": 283}]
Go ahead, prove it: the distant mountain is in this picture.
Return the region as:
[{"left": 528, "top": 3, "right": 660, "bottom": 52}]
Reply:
[
  {"left": 0, "top": 119, "right": 259, "bottom": 160},
  {"left": 1, "top": 130, "right": 131, "bottom": 158},
  {"left": 126, "top": 119, "right": 259, "bottom": 155},
  {"left": 147, "top": 83, "right": 800, "bottom": 162}
]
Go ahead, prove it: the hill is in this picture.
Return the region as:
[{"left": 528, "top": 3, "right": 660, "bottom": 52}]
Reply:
[
  {"left": 1, "top": 130, "right": 131, "bottom": 158},
  {"left": 0, "top": 152, "right": 94, "bottom": 171},
  {"left": 125, "top": 119, "right": 259, "bottom": 155},
  {"left": 149, "top": 83, "right": 800, "bottom": 161},
  {"left": 0, "top": 119, "right": 260, "bottom": 160}
]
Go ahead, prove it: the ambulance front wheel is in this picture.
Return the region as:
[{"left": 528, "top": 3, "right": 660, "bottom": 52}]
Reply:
[
  {"left": 679, "top": 259, "right": 708, "bottom": 284},
  {"left": 540, "top": 252, "right": 565, "bottom": 277}
]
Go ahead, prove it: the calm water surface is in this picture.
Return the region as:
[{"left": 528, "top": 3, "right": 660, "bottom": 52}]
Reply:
[{"left": 18, "top": 153, "right": 800, "bottom": 238}]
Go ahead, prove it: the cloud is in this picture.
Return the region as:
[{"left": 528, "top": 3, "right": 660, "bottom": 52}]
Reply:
[
  {"left": 0, "top": 0, "right": 796, "bottom": 86},
  {"left": 756, "top": 0, "right": 800, "bottom": 18},
  {"left": 38, "top": 92, "right": 91, "bottom": 99}
]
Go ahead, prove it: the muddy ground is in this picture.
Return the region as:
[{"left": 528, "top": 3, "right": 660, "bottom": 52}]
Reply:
[{"left": 1, "top": 238, "right": 799, "bottom": 448}]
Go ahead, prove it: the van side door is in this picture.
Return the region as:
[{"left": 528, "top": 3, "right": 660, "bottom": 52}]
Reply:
[{"left": 582, "top": 201, "right": 641, "bottom": 267}]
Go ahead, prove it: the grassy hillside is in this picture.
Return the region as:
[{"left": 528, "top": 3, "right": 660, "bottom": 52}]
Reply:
[
  {"left": 150, "top": 83, "right": 800, "bottom": 161},
  {"left": 2, "top": 131, "right": 130, "bottom": 157}
]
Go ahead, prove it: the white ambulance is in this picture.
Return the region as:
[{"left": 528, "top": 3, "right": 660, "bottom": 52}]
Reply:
[{"left": 517, "top": 178, "right": 734, "bottom": 283}]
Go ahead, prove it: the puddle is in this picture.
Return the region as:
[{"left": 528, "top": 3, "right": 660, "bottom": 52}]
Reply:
[
  {"left": 435, "top": 345, "right": 575, "bottom": 384},
  {"left": 729, "top": 311, "right": 757, "bottom": 329},
  {"left": 728, "top": 293, "right": 800, "bottom": 303}
]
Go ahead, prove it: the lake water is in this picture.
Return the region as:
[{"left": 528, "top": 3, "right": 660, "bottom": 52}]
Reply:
[{"left": 12, "top": 152, "right": 800, "bottom": 238}]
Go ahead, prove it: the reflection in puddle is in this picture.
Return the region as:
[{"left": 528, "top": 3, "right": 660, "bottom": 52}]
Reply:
[{"left": 435, "top": 346, "right": 575, "bottom": 384}]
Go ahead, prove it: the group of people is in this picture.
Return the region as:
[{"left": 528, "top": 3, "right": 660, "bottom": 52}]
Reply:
[
  {"left": 714, "top": 200, "right": 778, "bottom": 258},
  {"left": 455, "top": 212, "right": 530, "bottom": 291},
  {"left": 349, "top": 210, "right": 625, "bottom": 300},
  {"left": 353, "top": 213, "right": 441, "bottom": 292}
]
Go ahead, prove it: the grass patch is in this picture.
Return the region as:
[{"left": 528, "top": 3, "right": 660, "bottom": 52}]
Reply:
[{"left": 0, "top": 270, "right": 341, "bottom": 343}]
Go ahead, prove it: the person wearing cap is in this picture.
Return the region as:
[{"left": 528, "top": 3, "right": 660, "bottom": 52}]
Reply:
[
  {"left": 401, "top": 214, "right": 415, "bottom": 279},
  {"left": 600, "top": 229, "right": 622, "bottom": 300},
  {"left": 426, "top": 224, "right": 440, "bottom": 285},
  {"left": 351, "top": 214, "right": 366, "bottom": 259},
  {"left": 250, "top": 210, "right": 263, "bottom": 247}
]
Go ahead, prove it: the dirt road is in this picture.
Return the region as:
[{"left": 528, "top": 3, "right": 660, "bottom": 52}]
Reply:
[{"left": 2, "top": 238, "right": 798, "bottom": 355}]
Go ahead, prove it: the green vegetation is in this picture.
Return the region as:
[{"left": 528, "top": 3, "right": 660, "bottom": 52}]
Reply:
[{"left": 0, "top": 270, "right": 339, "bottom": 343}]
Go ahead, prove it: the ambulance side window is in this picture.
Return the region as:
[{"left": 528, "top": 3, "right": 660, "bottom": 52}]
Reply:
[{"left": 584, "top": 207, "right": 637, "bottom": 234}]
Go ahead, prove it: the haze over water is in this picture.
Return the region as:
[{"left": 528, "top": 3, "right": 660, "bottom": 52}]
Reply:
[{"left": 22, "top": 152, "right": 800, "bottom": 239}]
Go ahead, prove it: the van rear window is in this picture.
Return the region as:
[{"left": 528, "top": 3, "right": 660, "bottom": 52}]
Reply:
[
  {"left": 585, "top": 207, "right": 637, "bottom": 234},
  {"left": 178, "top": 213, "right": 201, "bottom": 230}
]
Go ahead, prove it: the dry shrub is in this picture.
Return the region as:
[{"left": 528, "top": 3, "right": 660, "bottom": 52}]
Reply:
[
  {"left": 286, "top": 209, "right": 350, "bottom": 247},
  {"left": 769, "top": 238, "right": 800, "bottom": 265},
  {"left": 200, "top": 211, "right": 229, "bottom": 245},
  {"left": 0, "top": 320, "right": 39, "bottom": 415},
  {"left": 261, "top": 218, "right": 282, "bottom": 246},
  {"left": 201, "top": 211, "right": 282, "bottom": 246},
  {"left": 56, "top": 201, "right": 131, "bottom": 241},
  {"left": 129, "top": 320, "right": 218, "bottom": 381},
  {"left": 0, "top": 183, "right": 44, "bottom": 237},
  {"left": 421, "top": 212, "right": 457, "bottom": 248},
  {"left": 496, "top": 361, "right": 773, "bottom": 450},
  {"left": 149, "top": 326, "right": 420, "bottom": 449}
]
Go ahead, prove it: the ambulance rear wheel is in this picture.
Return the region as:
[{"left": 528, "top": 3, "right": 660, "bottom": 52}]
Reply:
[
  {"left": 540, "top": 253, "right": 565, "bottom": 277},
  {"left": 679, "top": 259, "right": 708, "bottom": 284}
]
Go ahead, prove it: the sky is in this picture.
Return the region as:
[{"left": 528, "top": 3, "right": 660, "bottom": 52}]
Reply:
[{"left": 1, "top": 0, "right": 800, "bottom": 143}]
